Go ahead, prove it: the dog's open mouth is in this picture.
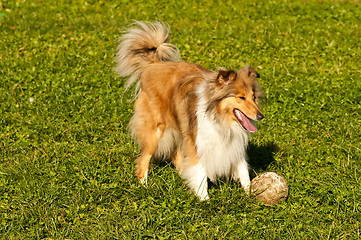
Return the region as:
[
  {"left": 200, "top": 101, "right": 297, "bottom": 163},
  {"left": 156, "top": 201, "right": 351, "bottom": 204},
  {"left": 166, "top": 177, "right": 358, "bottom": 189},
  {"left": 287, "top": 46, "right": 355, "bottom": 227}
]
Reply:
[{"left": 233, "top": 109, "right": 256, "bottom": 133}]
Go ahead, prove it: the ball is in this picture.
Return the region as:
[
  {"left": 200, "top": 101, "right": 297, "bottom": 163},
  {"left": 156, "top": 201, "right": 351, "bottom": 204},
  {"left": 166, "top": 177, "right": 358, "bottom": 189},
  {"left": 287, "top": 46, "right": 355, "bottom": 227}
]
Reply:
[{"left": 250, "top": 172, "right": 288, "bottom": 206}]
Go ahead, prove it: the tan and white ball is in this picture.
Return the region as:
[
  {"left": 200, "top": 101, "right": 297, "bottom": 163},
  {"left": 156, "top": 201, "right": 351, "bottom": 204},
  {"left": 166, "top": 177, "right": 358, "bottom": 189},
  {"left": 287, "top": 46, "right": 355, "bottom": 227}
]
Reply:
[{"left": 250, "top": 172, "right": 288, "bottom": 206}]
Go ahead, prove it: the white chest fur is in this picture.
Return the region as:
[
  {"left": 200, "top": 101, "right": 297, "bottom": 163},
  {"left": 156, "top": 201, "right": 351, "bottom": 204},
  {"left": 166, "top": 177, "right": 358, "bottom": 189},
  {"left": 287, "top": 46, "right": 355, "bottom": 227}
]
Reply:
[{"left": 195, "top": 83, "right": 249, "bottom": 182}]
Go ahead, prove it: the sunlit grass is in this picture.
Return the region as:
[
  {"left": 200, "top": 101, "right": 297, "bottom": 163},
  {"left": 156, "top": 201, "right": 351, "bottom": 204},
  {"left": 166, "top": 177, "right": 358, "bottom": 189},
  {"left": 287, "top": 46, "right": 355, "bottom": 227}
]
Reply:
[{"left": 1, "top": 0, "right": 360, "bottom": 239}]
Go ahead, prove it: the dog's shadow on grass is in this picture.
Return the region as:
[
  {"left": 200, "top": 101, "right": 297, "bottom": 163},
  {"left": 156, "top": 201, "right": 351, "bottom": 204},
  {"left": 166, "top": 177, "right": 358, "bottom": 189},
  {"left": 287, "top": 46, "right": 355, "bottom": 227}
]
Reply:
[
  {"left": 206, "top": 141, "right": 278, "bottom": 190},
  {"left": 247, "top": 142, "right": 278, "bottom": 177}
]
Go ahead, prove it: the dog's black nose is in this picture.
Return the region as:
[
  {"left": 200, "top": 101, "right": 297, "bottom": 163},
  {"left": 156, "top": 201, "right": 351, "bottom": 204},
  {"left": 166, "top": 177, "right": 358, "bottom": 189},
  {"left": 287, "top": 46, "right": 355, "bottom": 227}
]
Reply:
[{"left": 257, "top": 112, "right": 264, "bottom": 121}]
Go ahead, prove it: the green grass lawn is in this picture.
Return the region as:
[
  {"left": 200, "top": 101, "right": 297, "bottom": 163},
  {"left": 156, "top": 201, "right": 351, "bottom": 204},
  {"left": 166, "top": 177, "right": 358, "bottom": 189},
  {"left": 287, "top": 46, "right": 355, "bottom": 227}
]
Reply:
[{"left": 1, "top": 0, "right": 360, "bottom": 239}]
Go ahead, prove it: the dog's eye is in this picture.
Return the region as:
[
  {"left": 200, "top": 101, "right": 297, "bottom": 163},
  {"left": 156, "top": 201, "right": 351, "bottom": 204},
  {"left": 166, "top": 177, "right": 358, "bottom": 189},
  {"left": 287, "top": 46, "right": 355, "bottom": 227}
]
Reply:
[{"left": 240, "top": 96, "right": 246, "bottom": 100}]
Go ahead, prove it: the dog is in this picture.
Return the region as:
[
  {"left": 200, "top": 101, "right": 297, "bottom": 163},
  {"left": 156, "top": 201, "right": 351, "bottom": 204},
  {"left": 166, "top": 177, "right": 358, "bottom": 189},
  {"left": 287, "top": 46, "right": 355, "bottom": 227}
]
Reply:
[{"left": 115, "top": 21, "right": 265, "bottom": 200}]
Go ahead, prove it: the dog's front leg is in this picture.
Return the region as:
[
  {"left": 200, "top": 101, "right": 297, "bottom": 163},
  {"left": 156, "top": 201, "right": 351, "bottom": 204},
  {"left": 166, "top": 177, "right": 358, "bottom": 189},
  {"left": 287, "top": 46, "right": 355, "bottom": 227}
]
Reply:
[
  {"left": 233, "top": 158, "right": 251, "bottom": 194},
  {"left": 181, "top": 161, "right": 209, "bottom": 201}
]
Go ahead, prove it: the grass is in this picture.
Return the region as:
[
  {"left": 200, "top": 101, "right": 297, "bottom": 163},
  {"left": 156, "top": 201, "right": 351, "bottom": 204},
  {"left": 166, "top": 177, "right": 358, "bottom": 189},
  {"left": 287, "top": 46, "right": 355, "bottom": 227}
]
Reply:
[{"left": 1, "top": 0, "right": 360, "bottom": 239}]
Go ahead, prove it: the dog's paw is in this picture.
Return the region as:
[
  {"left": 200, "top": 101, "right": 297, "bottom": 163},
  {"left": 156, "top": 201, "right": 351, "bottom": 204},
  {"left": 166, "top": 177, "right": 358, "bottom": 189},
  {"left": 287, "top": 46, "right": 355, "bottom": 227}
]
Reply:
[
  {"left": 199, "top": 194, "right": 210, "bottom": 201},
  {"left": 243, "top": 183, "right": 251, "bottom": 195},
  {"left": 139, "top": 172, "right": 148, "bottom": 186}
]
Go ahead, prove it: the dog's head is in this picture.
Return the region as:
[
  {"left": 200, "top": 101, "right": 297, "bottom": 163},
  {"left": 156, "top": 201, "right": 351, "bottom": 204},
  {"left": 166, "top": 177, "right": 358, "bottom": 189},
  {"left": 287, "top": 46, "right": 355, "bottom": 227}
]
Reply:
[{"left": 206, "top": 65, "right": 265, "bottom": 132}]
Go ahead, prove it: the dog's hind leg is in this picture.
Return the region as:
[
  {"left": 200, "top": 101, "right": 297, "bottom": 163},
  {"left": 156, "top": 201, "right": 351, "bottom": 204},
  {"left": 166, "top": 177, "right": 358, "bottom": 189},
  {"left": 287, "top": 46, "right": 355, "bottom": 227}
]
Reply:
[
  {"left": 131, "top": 93, "right": 165, "bottom": 185},
  {"left": 172, "top": 148, "right": 184, "bottom": 174},
  {"left": 134, "top": 124, "right": 165, "bottom": 185}
]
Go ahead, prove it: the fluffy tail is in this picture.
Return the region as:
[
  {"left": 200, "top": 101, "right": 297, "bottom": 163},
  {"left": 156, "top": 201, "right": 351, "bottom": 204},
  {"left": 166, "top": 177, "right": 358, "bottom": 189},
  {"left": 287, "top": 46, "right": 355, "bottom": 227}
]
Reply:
[{"left": 115, "top": 21, "right": 181, "bottom": 90}]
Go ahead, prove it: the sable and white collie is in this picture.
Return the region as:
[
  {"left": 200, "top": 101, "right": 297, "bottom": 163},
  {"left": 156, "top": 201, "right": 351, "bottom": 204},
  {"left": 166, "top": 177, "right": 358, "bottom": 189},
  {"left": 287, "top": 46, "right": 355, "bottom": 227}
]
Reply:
[{"left": 115, "top": 21, "right": 264, "bottom": 200}]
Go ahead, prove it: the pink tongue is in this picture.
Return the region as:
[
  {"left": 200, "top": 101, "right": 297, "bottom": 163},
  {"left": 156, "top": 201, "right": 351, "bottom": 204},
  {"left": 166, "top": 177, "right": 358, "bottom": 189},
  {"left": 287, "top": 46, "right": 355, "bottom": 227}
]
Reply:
[{"left": 234, "top": 109, "right": 257, "bottom": 133}]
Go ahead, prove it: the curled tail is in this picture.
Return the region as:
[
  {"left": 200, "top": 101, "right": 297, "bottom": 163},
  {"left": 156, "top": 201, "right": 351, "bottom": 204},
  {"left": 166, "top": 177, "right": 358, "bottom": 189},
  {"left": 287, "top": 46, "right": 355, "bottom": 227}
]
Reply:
[{"left": 115, "top": 21, "right": 181, "bottom": 90}]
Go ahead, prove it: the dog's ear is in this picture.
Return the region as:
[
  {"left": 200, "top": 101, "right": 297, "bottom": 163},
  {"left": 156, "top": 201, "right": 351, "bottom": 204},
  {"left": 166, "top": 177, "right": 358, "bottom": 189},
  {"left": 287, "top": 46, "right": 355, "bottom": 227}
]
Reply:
[
  {"left": 217, "top": 69, "right": 237, "bottom": 85},
  {"left": 246, "top": 65, "right": 260, "bottom": 79},
  {"left": 248, "top": 68, "right": 260, "bottom": 78}
]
